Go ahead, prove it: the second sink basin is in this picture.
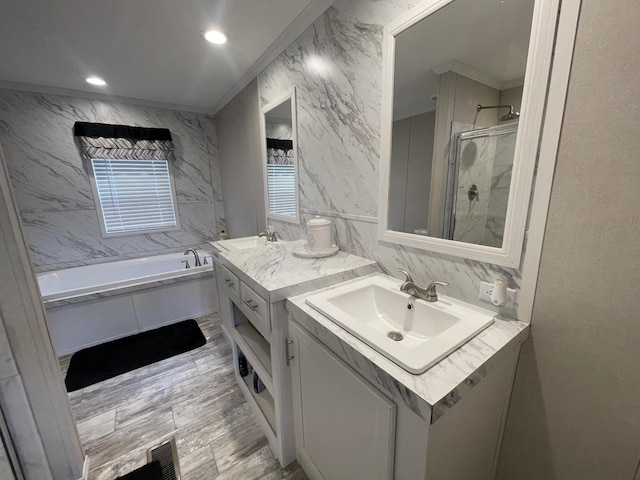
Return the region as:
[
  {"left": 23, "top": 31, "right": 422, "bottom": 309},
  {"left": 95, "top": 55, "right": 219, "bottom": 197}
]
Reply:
[
  {"left": 305, "top": 273, "right": 495, "bottom": 374},
  {"left": 215, "top": 236, "right": 268, "bottom": 251}
]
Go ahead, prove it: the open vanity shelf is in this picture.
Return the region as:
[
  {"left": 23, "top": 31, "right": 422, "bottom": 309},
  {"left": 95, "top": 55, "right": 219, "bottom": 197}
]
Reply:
[
  {"left": 230, "top": 301, "right": 277, "bottom": 433},
  {"left": 235, "top": 344, "right": 277, "bottom": 434},
  {"left": 211, "top": 240, "right": 378, "bottom": 467},
  {"left": 233, "top": 305, "right": 273, "bottom": 382},
  {"left": 214, "top": 258, "right": 296, "bottom": 464}
]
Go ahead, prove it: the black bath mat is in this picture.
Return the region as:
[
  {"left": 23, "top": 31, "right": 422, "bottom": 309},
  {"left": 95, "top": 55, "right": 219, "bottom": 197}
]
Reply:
[
  {"left": 116, "top": 460, "right": 163, "bottom": 480},
  {"left": 64, "top": 319, "right": 206, "bottom": 392}
]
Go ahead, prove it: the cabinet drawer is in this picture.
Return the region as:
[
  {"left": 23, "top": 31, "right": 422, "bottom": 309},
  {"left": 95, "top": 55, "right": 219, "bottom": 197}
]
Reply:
[
  {"left": 240, "top": 282, "right": 270, "bottom": 336},
  {"left": 220, "top": 265, "right": 240, "bottom": 297}
]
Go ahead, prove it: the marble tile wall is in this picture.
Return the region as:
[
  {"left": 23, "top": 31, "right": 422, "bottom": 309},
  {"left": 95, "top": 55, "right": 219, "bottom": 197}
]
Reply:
[
  {"left": 258, "top": 0, "right": 523, "bottom": 316},
  {"left": 484, "top": 131, "right": 516, "bottom": 247},
  {"left": 0, "top": 90, "right": 227, "bottom": 272}
]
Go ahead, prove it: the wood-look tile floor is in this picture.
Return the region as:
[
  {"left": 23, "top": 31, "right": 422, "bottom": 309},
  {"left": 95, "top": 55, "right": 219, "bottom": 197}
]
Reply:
[{"left": 58, "top": 314, "right": 307, "bottom": 480}]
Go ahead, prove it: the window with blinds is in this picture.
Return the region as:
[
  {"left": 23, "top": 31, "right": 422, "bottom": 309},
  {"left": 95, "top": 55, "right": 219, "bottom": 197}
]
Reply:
[
  {"left": 90, "top": 158, "right": 179, "bottom": 235},
  {"left": 266, "top": 163, "right": 296, "bottom": 215}
]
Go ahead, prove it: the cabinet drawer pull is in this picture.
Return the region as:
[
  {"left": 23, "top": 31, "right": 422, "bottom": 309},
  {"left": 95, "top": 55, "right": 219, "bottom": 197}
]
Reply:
[
  {"left": 243, "top": 299, "right": 258, "bottom": 311},
  {"left": 286, "top": 339, "right": 294, "bottom": 366},
  {"left": 224, "top": 278, "right": 234, "bottom": 287}
]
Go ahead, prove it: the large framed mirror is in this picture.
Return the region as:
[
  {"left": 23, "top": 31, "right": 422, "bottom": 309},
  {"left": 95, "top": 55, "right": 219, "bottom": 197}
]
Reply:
[
  {"left": 260, "top": 87, "right": 299, "bottom": 223},
  {"left": 378, "top": 0, "right": 560, "bottom": 267}
]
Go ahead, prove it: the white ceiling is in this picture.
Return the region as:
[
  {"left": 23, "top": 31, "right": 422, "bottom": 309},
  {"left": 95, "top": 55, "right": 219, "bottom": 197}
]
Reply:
[
  {"left": 0, "top": 0, "right": 333, "bottom": 114},
  {"left": 393, "top": 0, "right": 534, "bottom": 120}
]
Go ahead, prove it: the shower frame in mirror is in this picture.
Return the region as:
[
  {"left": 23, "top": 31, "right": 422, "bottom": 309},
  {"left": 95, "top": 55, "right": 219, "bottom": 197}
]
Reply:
[
  {"left": 260, "top": 87, "right": 300, "bottom": 224},
  {"left": 378, "top": 0, "right": 561, "bottom": 267}
]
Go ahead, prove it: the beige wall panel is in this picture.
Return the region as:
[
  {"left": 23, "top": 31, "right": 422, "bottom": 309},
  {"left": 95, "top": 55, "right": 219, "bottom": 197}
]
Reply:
[{"left": 496, "top": 1, "right": 640, "bottom": 478}]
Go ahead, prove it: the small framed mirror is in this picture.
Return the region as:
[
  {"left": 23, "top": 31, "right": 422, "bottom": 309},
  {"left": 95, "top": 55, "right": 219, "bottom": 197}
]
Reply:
[
  {"left": 378, "top": 0, "right": 559, "bottom": 267},
  {"left": 260, "top": 87, "right": 299, "bottom": 223}
]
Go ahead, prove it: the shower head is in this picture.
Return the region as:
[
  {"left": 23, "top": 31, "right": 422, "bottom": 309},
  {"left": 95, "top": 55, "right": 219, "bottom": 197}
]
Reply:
[
  {"left": 477, "top": 104, "right": 520, "bottom": 121},
  {"left": 500, "top": 110, "right": 520, "bottom": 121}
]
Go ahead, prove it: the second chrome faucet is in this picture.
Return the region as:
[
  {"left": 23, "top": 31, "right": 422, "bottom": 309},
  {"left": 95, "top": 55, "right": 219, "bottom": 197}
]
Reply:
[
  {"left": 184, "top": 248, "right": 202, "bottom": 267},
  {"left": 398, "top": 269, "right": 448, "bottom": 302},
  {"left": 258, "top": 230, "right": 279, "bottom": 242}
]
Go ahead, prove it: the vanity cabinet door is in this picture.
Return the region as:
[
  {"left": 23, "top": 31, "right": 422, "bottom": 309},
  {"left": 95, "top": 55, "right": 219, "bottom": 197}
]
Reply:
[{"left": 289, "top": 320, "right": 396, "bottom": 480}]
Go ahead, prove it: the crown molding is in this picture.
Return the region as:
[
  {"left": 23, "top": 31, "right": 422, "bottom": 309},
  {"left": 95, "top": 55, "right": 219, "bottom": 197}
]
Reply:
[{"left": 0, "top": 80, "right": 216, "bottom": 115}]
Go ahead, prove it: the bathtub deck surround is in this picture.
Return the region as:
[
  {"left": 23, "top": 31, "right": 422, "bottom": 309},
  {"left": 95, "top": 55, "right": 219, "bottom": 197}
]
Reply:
[
  {"left": 38, "top": 250, "right": 214, "bottom": 305},
  {"left": 211, "top": 238, "right": 378, "bottom": 467},
  {"left": 40, "top": 251, "right": 217, "bottom": 356},
  {"left": 286, "top": 282, "right": 528, "bottom": 479},
  {"left": 60, "top": 314, "right": 307, "bottom": 480}
]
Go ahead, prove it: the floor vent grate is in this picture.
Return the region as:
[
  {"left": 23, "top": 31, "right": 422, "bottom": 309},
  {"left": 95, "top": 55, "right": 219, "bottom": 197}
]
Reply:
[{"left": 147, "top": 437, "right": 181, "bottom": 480}]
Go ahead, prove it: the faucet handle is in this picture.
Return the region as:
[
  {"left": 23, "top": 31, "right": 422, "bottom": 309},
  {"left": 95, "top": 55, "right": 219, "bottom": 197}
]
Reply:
[
  {"left": 397, "top": 269, "right": 414, "bottom": 284},
  {"left": 181, "top": 260, "right": 191, "bottom": 269},
  {"left": 425, "top": 281, "right": 448, "bottom": 301}
]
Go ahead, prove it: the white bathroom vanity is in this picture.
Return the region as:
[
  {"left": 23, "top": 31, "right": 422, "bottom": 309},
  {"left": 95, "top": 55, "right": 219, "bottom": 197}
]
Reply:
[
  {"left": 212, "top": 236, "right": 528, "bottom": 479},
  {"left": 210, "top": 237, "right": 378, "bottom": 466}
]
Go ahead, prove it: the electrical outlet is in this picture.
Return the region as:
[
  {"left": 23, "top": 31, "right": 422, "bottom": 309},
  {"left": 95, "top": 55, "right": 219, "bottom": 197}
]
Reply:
[{"left": 478, "top": 281, "right": 517, "bottom": 308}]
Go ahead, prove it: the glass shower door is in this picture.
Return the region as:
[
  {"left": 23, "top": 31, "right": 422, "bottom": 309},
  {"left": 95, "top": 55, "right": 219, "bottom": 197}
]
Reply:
[{"left": 443, "top": 123, "right": 518, "bottom": 247}]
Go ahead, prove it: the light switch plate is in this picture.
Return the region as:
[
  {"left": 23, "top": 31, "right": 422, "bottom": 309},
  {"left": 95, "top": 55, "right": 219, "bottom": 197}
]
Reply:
[{"left": 479, "top": 281, "right": 517, "bottom": 308}]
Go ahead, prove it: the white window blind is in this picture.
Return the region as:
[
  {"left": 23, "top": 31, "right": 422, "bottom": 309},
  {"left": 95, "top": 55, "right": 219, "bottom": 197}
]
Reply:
[
  {"left": 91, "top": 158, "right": 178, "bottom": 235},
  {"left": 267, "top": 163, "right": 296, "bottom": 215}
]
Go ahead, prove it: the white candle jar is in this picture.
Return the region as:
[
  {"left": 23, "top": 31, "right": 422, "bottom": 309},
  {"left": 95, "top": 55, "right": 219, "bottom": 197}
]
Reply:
[{"left": 306, "top": 216, "right": 332, "bottom": 252}]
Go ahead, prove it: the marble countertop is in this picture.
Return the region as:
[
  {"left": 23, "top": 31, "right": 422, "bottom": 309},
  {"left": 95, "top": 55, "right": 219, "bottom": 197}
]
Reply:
[
  {"left": 211, "top": 239, "right": 378, "bottom": 302},
  {"left": 286, "top": 276, "right": 530, "bottom": 422}
]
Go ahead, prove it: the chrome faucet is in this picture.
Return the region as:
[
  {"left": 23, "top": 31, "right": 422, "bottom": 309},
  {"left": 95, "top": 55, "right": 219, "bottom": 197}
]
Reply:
[
  {"left": 398, "top": 269, "right": 449, "bottom": 302},
  {"left": 184, "top": 248, "right": 202, "bottom": 267},
  {"left": 258, "top": 230, "right": 278, "bottom": 242}
]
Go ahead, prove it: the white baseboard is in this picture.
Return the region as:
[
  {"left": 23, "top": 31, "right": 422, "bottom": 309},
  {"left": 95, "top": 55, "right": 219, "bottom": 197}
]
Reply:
[{"left": 80, "top": 455, "right": 90, "bottom": 480}]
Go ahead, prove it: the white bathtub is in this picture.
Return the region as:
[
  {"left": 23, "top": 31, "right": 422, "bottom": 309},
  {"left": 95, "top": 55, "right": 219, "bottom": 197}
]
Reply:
[
  {"left": 38, "top": 251, "right": 213, "bottom": 303},
  {"left": 38, "top": 252, "right": 218, "bottom": 356}
]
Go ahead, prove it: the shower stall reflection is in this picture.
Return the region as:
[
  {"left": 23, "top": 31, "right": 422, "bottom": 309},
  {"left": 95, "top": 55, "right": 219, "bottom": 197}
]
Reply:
[{"left": 444, "top": 123, "right": 518, "bottom": 247}]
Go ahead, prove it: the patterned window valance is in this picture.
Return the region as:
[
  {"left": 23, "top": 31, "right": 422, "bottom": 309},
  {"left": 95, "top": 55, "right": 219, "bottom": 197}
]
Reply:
[
  {"left": 266, "top": 138, "right": 293, "bottom": 165},
  {"left": 73, "top": 122, "right": 175, "bottom": 161}
]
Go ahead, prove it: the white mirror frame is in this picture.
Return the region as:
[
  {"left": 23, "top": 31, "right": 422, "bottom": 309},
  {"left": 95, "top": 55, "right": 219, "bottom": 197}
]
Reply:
[
  {"left": 260, "top": 87, "right": 300, "bottom": 224},
  {"left": 378, "top": 0, "right": 561, "bottom": 267}
]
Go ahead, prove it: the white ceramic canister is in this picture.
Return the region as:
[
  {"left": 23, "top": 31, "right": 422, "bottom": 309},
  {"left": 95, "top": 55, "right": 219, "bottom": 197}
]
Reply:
[{"left": 306, "top": 216, "right": 332, "bottom": 252}]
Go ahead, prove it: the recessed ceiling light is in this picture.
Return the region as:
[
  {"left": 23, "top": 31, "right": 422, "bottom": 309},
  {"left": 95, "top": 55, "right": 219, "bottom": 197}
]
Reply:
[
  {"left": 86, "top": 76, "right": 106, "bottom": 86},
  {"left": 202, "top": 29, "right": 227, "bottom": 45}
]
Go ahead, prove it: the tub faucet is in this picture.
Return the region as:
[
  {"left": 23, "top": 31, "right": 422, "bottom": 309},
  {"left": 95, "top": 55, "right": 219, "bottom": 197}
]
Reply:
[
  {"left": 258, "top": 231, "right": 278, "bottom": 242},
  {"left": 184, "top": 248, "right": 202, "bottom": 267},
  {"left": 398, "top": 269, "right": 449, "bottom": 302}
]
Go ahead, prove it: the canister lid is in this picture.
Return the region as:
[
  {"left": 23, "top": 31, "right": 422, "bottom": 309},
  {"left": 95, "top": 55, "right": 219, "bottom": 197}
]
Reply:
[{"left": 307, "top": 215, "right": 331, "bottom": 226}]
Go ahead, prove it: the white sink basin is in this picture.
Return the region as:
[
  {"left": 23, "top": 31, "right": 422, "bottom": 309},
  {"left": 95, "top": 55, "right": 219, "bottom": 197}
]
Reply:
[
  {"left": 305, "top": 273, "right": 495, "bottom": 374},
  {"left": 215, "top": 236, "right": 268, "bottom": 251}
]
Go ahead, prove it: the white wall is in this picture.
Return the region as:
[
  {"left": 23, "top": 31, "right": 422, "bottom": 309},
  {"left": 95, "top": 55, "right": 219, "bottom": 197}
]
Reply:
[{"left": 215, "top": 79, "right": 266, "bottom": 238}]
